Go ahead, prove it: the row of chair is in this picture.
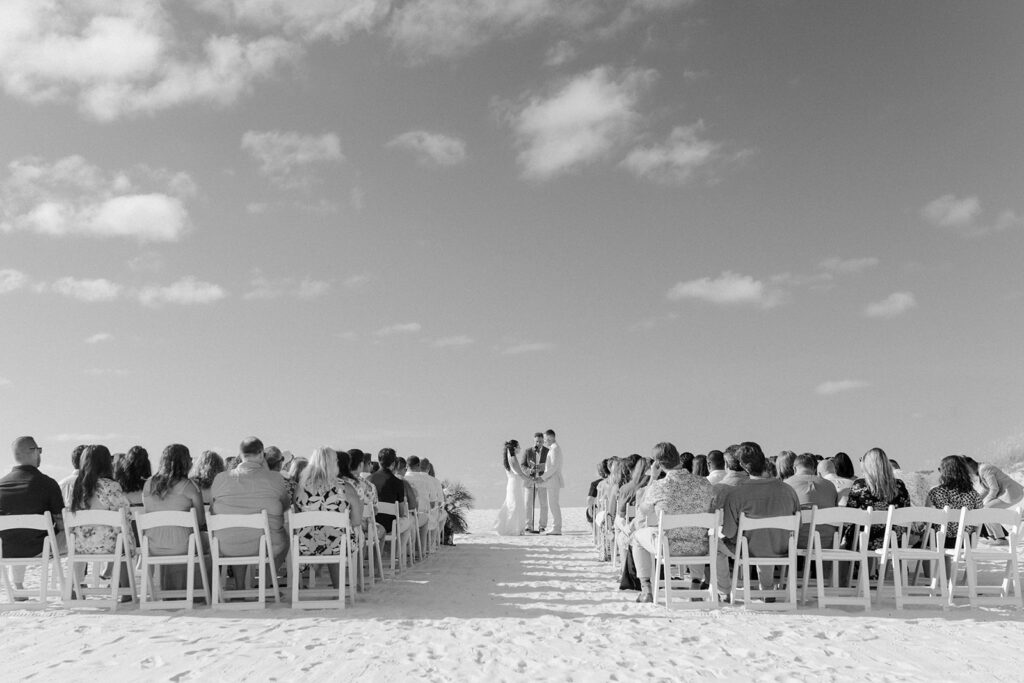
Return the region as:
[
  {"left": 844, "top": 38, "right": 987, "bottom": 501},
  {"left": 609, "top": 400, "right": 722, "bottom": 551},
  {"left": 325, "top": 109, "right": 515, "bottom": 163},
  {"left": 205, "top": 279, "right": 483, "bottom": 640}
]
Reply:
[
  {"left": 599, "top": 503, "right": 1022, "bottom": 611},
  {"left": 0, "top": 500, "right": 446, "bottom": 611}
]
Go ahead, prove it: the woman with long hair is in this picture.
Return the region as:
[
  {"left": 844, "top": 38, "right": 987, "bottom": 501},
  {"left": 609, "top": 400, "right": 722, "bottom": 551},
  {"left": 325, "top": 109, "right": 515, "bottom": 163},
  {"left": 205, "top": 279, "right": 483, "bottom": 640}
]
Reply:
[
  {"left": 70, "top": 445, "right": 135, "bottom": 591},
  {"left": 826, "top": 452, "right": 857, "bottom": 504},
  {"left": 845, "top": 447, "right": 911, "bottom": 549},
  {"left": 494, "top": 440, "right": 531, "bottom": 535},
  {"left": 142, "top": 444, "right": 207, "bottom": 589},
  {"left": 115, "top": 445, "right": 151, "bottom": 505},
  {"left": 294, "top": 447, "right": 362, "bottom": 589},
  {"left": 926, "top": 455, "right": 983, "bottom": 547},
  {"left": 691, "top": 454, "right": 709, "bottom": 478},
  {"left": 189, "top": 450, "right": 225, "bottom": 505}
]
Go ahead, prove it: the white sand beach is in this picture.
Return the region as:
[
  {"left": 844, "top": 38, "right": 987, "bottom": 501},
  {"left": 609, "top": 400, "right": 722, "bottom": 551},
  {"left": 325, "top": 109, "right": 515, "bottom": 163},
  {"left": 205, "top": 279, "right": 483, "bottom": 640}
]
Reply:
[{"left": 2, "top": 506, "right": 1024, "bottom": 682}]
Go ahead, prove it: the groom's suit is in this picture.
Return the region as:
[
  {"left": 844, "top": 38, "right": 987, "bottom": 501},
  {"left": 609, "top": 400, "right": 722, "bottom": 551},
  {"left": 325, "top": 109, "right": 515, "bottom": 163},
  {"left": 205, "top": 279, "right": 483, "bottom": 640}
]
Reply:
[
  {"left": 522, "top": 446, "right": 548, "bottom": 531},
  {"left": 540, "top": 441, "right": 564, "bottom": 534}
]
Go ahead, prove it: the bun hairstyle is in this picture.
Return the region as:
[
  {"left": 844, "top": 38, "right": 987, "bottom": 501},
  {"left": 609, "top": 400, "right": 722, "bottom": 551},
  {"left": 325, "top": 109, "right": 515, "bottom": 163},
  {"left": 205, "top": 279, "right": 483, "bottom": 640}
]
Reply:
[{"left": 503, "top": 439, "right": 519, "bottom": 471}]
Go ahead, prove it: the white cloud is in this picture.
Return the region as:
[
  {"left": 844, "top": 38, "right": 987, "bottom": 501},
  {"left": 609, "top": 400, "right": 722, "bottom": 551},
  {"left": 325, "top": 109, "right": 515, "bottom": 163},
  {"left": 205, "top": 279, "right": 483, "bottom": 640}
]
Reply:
[
  {"left": 127, "top": 251, "right": 164, "bottom": 273},
  {"left": 343, "top": 274, "right": 370, "bottom": 289},
  {"left": 621, "top": 123, "right": 728, "bottom": 185},
  {"left": 920, "top": 194, "right": 1020, "bottom": 238},
  {"left": 511, "top": 66, "right": 655, "bottom": 180},
  {"left": 544, "top": 40, "right": 577, "bottom": 67},
  {"left": 0, "top": 3, "right": 301, "bottom": 121},
  {"left": 817, "top": 256, "right": 879, "bottom": 275},
  {"left": 51, "top": 276, "right": 122, "bottom": 302},
  {"left": 668, "top": 271, "right": 783, "bottom": 309},
  {"left": 0, "top": 269, "right": 29, "bottom": 294},
  {"left": 196, "top": 0, "right": 385, "bottom": 41},
  {"left": 242, "top": 130, "right": 343, "bottom": 174},
  {"left": 864, "top": 291, "right": 916, "bottom": 319},
  {"left": 244, "top": 272, "right": 330, "bottom": 299},
  {"left": 84, "top": 332, "right": 113, "bottom": 344},
  {"left": 0, "top": 155, "right": 193, "bottom": 241},
  {"left": 433, "top": 335, "right": 474, "bottom": 348},
  {"left": 386, "top": 0, "right": 694, "bottom": 62},
  {"left": 0, "top": 377, "right": 11, "bottom": 387},
  {"left": 138, "top": 277, "right": 227, "bottom": 307},
  {"left": 386, "top": 131, "right": 467, "bottom": 167},
  {"left": 500, "top": 342, "right": 552, "bottom": 355},
  {"left": 376, "top": 322, "right": 422, "bottom": 336},
  {"left": 816, "top": 380, "right": 870, "bottom": 396}
]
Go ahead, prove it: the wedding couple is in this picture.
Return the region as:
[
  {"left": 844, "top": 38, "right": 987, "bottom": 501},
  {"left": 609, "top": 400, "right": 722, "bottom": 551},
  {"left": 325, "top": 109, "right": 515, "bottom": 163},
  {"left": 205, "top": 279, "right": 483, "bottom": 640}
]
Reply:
[{"left": 494, "top": 430, "right": 563, "bottom": 536}]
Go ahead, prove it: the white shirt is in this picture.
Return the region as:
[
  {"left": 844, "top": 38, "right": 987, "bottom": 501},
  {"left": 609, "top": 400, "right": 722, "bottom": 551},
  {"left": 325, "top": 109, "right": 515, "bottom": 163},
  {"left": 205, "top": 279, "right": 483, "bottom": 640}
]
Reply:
[{"left": 406, "top": 471, "right": 442, "bottom": 512}]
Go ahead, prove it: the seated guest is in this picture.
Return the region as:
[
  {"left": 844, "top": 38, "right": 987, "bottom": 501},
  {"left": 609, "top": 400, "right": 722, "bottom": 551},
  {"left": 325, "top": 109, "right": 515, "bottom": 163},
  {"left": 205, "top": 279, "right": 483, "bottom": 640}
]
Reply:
[
  {"left": 395, "top": 457, "right": 427, "bottom": 549},
  {"left": 210, "top": 437, "right": 290, "bottom": 579},
  {"left": 927, "top": 455, "right": 983, "bottom": 547},
  {"left": 142, "top": 444, "right": 207, "bottom": 590},
  {"left": 586, "top": 460, "right": 610, "bottom": 524},
  {"left": 347, "top": 449, "right": 384, "bottom": 541},
  {"left": 368, "top": 448, "right": 412, "bottom": 538},
  {"left": 294, "top": 447, "right": 361, "bottom": 589},
  {"left": 58, "top": 444, "right": 86, "bottom": 506},
  {"left": 115, "top": 445, "right": 151, "bottom": 506},
  {"left": 224, "top": 456, "right": 240, "bottom": 471},
  {"left": 785, "top": 453, "right": 838, "bottom": 549},
  {"left": 405, "top": 455, "right": 442, "bottom": 551},
  {"left": 845, "top": 447, "right": 910, "bottom": 550},
  {"left": 264, "top": 446, "right": 286, "bottom": 475},
  {"left": 0, "top": 436, "right": 65, "bottom": 592},
  {"left": 629, "top": 444, "right": 714, "bottom": 603},
  {"left": 718, "top": 442, "right": 801, "bottom": 597},
  {"left": 69, "top": 445, "right": 135, "bottom": 590},
  {"left": 962, "top": 456, "right": 1023, "bottom": 543},
  {"left": 719, "top": 446, "right": 749, "bottom": 486},
  {"left": 826, "top": 452, "right": 857, "bottom": 504},
  {"left": 189, "top": 450, "right": 225, "bottom": 505},
  {"left": 418, "top": 458, "right": 446, "bottom": 530},
  {"left": 775, "top": 451, "right": 796, "bottom": 480},
  {"left": 691, "top": 455, "right": 709, "bottom": 478},
  {"left": 705, "top": 450, "right": 726, "bottom": 484}
]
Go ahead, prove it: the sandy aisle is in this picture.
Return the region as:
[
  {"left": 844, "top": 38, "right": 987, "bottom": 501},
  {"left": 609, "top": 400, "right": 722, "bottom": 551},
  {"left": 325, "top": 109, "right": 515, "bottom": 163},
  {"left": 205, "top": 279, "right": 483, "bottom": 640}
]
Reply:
[{"left": 2, "top": 508, "right": 1023, "bottom": 681}]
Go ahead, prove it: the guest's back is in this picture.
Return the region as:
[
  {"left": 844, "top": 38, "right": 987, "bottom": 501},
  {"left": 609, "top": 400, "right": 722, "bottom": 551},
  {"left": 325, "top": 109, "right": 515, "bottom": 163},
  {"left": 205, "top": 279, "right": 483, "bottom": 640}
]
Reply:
[{"left": 210, "top": 449, "right": 289, "bottom": 558}]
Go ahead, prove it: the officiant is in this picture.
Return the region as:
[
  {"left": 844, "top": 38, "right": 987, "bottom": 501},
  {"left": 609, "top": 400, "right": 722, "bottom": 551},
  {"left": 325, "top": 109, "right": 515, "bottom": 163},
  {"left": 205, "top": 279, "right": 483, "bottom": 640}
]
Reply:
[{"left": 522, "top": 432, "right": 548, "bottom": 533}]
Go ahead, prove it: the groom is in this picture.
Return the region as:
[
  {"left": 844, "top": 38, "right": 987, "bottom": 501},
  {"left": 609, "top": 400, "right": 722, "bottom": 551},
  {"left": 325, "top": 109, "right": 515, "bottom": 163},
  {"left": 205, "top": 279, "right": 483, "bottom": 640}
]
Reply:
[
  {"left": 540, "top": 429, "right": 564, "bottom": 535},
  {"left": 522, "top": 432, "right": 548, "bottom": 533}
]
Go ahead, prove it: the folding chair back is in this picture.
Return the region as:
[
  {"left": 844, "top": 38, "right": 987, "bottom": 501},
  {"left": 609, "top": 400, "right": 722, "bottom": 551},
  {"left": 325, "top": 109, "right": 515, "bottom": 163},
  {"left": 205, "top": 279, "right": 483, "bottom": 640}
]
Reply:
[
  {"left": 948, "top": 507, "right": 1023, "bottom": 608},
  {"left": 288, "top": 510, "right": 354, "bottom": 609},
  {"left": 63, "top": 508, "right": 136, "bottom": 610},
  {"left": 800, "top": 506, "right": 872, "bottom": 609},
  {"left": 0, "top": 511, "right": 65, "bottom": 608},
  {"left": 652, "top": 510, "right": 721, "bottom": 608},
  {"left": 376, "top": 502, "right": 405, "bottom": 574},
  {"left": 207, "top": 511, "right": 279, "bottom": 610},
  {"left": 884, "top": 506, "right": 953, "bottom": 609},
  {"left": 135, "top": 509, "right": 210, "bottom": 610},
  {"left": 731, "top": 512, "right": 801, "bottom": 610},
  {"left": 362, "top": 502, "right": 384, "bottom": 585}
]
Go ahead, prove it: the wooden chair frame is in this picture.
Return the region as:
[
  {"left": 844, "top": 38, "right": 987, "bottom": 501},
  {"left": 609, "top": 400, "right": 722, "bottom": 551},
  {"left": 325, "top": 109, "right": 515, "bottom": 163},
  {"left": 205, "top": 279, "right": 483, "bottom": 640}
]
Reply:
[
  {"left": 730, "top": 512, "right": 801, "bottom": 610},
  {"left": 207, "top": 511, "right": 280, "bottom": 610},
  {"left": 63, "top": 508, "right": 137, "bottom": 610},
  {"left": 652, "top": 510, "right": 721, "bottom": 609},
  {"left": 0, "top": 511, "right": 65, "bottom": 608},
  {"left": 136, "top": 509, "right": 211, "bottom": 610},
  {"left": 287, "top": 510, "right": 355, "bottom": 609}
]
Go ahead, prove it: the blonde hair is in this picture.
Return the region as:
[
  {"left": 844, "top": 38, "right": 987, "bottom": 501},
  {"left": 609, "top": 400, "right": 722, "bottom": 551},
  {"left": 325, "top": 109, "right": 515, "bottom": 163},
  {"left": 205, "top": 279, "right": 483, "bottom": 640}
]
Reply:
[
  {"left": 861, "top": 447, "right": 897, "bottom": 503},
  {"left": 300, "top": 447, "right": 338, "bottom": 494}
]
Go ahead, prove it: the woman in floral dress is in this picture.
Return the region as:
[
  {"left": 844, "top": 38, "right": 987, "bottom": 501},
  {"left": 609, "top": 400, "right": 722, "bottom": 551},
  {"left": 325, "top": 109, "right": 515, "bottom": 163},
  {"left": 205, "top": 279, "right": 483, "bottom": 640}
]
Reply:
[
  {"left": 294, "top": 447, "right": 362, "bottom": 589},
  {"left": 845, "top": 448, "right": 911, "bottom": 550}
]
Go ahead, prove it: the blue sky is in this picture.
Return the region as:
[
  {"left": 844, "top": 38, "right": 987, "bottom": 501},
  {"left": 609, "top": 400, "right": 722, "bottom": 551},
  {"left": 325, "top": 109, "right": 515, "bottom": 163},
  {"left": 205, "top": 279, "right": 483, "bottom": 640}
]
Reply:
[{"left": 1, "top": 1, "right": 1022, "bottom": 507}]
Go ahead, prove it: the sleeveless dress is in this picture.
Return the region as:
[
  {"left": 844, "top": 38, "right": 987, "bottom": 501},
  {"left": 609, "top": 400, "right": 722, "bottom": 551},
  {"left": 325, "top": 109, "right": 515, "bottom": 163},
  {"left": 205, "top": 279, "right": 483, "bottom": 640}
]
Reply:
[{"left": 494, "top": 469, "right": 528, "bottom": 535}]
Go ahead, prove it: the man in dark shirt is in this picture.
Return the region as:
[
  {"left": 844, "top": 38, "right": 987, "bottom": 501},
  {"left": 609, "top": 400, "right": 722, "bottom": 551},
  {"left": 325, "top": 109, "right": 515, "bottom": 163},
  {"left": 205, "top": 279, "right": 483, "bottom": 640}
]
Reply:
[
  {"left": 369, "top": 448, "right": 411, "bottom": 535},
  {"left": 0, "top": 436, "right": 65, "bottom": 589}
]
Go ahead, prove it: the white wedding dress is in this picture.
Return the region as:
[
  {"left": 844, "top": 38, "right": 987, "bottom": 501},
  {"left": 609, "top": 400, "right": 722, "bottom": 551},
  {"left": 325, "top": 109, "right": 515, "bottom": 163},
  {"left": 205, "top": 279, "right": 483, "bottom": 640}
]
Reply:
[{"left": 494, "top": 460, "right": 529, "bottom": 536}]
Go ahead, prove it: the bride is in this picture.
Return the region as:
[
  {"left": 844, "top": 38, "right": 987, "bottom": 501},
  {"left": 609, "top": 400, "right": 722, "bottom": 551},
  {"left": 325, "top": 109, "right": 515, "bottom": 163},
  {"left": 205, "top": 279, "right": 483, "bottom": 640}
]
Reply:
[{"left": 494, "top": 439, "right": 532, "bottom": 535}]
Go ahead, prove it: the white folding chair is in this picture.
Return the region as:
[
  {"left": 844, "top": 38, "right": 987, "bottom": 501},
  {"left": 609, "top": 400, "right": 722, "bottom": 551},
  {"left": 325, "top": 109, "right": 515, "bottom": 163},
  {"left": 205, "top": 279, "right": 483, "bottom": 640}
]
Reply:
[
  {"left": 947, "top": 507, "right": 1023, "bottom": 608},
  {"left": 287, "top": 510, "right": 355, "bottom": 609},
  {"left": 652, "top": 510, "right": 721, "bottom": 608},
  {"left": 884, "top": 506, "right": 952, "bottom": 609},
  {"left": 427, "top": 504, "right": 441, "bottom": 553},
  {"left": 362, "top": 503, "right": 384, "bottom": 586},
  {"left": 801, "top": 507, "right": 872, "bottom": 610},
  {"left": 135, "top": 509, "right": 210, "bottom": 610},
  {"left": 207, "top": 511, "right": 280, "bottom": 610},
  {"left": 376, "top": 502, "right": 405, "bottom": 574},
  {"left": 63, "top": 508, "right": 137, "bottom": 610},
  {"left": 0, "top": 511, "right": 65, "bottom": 608},
  {"left": 730, "top": 512, "right": 801, "bottom": 610}
]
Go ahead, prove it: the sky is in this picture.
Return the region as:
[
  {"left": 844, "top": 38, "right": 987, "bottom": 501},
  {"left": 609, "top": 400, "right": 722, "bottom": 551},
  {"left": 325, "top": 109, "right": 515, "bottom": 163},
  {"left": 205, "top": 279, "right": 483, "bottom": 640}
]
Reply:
[{"left": 0, "top": 1, "right": 1022, "bottom": 508}]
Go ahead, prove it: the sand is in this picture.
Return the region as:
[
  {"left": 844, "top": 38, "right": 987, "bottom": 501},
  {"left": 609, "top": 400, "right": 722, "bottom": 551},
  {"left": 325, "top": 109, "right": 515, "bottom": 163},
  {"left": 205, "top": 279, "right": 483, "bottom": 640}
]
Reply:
[{"left": 2, "top": 506, "right": 1023, "bottom": 682}]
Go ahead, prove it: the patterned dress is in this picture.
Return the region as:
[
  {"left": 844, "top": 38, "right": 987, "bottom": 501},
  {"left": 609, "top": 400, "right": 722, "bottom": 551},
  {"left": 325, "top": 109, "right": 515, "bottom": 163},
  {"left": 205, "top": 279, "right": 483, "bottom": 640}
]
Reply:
[
  {"left": 638, "top": 470, "right": 715, "bottom": 556},
  {"left": 295, "top": 481, "right": 356, "bottom": 555},
  {"left": 72, "top": 478, "right": 135, "bottom": 555},
  {"left": 926, "top": 485, "right": 983, "bottom": 542},
  {"left": 845, "top": 478, "right": 911, "bottom": 550}
]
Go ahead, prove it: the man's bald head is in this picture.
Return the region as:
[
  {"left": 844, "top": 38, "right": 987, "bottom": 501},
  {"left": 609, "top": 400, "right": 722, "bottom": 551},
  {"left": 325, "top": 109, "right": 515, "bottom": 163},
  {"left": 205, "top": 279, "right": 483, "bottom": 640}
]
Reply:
[{"left": 12, "top": 436, "right": 40, "bottom": 466}]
